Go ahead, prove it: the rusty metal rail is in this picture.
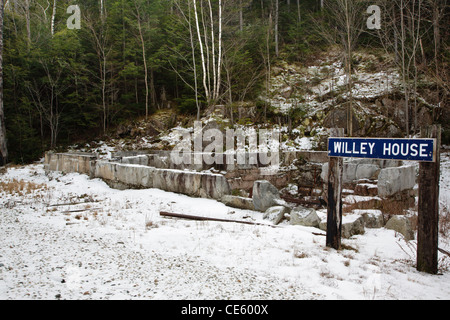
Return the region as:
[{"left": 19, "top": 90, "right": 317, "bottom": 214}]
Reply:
[{"left": 159, "top": 211, "right": 280, "bottom": 228}]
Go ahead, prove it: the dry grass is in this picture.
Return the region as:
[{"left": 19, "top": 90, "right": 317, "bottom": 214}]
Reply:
[
  {"left": 0, "top": 179, "right": 47, "bottom": 196},
  {"left": 145, "top": 214, "right": 159, "bottom": 230}
]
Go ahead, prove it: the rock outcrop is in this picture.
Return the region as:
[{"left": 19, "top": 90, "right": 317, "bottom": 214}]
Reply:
[{"left": 252, "top": 180, "right": 282, "bottom": 212}]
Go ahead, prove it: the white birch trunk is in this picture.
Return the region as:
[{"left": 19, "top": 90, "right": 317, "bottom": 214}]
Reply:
[
  {"left": 51, "top": 0, "right": 57, "bottom": 36},
  {"left": 207, "top": 0, "right": 216, "bottom": 102},
  {"left": 193, "top": 0, "right": 209, "bottom": 101}
]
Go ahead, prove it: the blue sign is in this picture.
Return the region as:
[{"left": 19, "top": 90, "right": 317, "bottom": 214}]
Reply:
[{"left": 328, "top": 138, "right": 436, "bottom": 162}]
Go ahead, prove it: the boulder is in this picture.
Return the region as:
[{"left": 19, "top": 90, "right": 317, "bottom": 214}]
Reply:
[
  {"left": 264, "top": 206, "right": 290, "bottom": 225},
  {"left": 318, "top": 214, "right": 365, "bottom": 238},
  {"left": 385, "top": 215, "right": 415, "bottom": 241},
  {"left": 353, "top": 209, "right": 384, "bottom": 228},
  {"left": 342, "top": 215, "right": 365, "bottom": 238},
  {"left": 221, "top": 195, "right": 255, "bottom": 211},
  {"left": 378, "top": 166, "right": 416, "bottom": 197},
  {"left": 252, "top": 180, "right": 281, "bottom": 212},
  {"left": 290, "top": 206, "right": 321, "bottom": 228}
]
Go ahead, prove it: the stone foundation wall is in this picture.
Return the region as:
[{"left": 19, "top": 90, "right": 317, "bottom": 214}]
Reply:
[
  {"left": 113, "top": 150, "right": 328, "bottom": 193},
  {"left": 44, "top": 152, "right": 97, "bottom": 177},
  {"left": 44, "top": 151, "right": 414, "bottom": 203},
  {"left": 44, "top": 152, "right": 231, "bottom": 200}
]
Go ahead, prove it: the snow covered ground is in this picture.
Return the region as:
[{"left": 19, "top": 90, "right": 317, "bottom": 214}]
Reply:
[{"left": 0, "top": 155, "right": 449, "bottom": 300}]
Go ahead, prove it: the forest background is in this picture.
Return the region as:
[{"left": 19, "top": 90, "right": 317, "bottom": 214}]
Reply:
[{"left": 0, "top": 0, "right": 448, "bottom": 164}]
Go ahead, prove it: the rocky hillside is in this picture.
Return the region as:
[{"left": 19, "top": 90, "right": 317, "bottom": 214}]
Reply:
[
  {"left": 71, "top": 48, "right": 443, "bottom": 158},
  {"left": 262, "top": 48, "right": 440, "bottom": 149}
]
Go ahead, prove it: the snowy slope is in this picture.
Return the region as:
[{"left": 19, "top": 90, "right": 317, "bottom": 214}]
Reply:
[{"left": 0, "top": 159, "right": 449, "bottom": 300}]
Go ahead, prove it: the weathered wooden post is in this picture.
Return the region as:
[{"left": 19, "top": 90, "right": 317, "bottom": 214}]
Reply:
[
  {"left": 326, "top": 128, "right": 344, "bottom": 250},
  {"left": 417, "top": 124, "right": 441, "bottom": 274}
]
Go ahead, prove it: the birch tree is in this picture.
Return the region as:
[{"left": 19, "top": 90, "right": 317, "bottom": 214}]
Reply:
[
  {"left": 174, "top": 0, "right": 224, "bottom": 107},
  {"left": 193, "top": 0, "right": 209, "bottom": 101},
  {"left": 51, "top": 0, "right": 57, "bottom": 36}
]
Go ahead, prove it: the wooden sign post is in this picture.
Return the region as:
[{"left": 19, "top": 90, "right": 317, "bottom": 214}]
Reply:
[
  {"left": 326, "top": 125, "right": 440, "bottom": 274},
  {"left": 417, "top": 125, "right": 441, "bottom": 274},
  {"left": 326, "top": 128, "right": 344, "bottom": 250}
]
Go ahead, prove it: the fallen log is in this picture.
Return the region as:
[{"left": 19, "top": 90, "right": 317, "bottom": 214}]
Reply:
[{"left": 159, "top": 211, "right": 280, "bottom": 228}]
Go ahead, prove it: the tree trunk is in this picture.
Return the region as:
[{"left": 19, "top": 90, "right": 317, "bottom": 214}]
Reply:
[
  {"left": 400, "top": 0, "right": 410, "bottom": 137},
  {"left": 215, "top": 0, "right": 223, "bottom": 101},
  {"left": 0, "top": 0, "right": 7, "bottom": 166},
  {"left": 417, "top": 125, "right": 441, "bottom": 274},
  {"left": 432, "top": 0, "right": 442, "bottom": 110},
  {"left": 207, "top": 0, "right": 216, "bottom": 102},
  {"left": 239, "top": 0, "right": 244, "bottom": 31},
  {"left": 102, "top": 55, "right": 107, "bottom": 133},
  {"left": 345, "top": 0, "right": 353, "bottom": 136},
  {"left": 24, "top": 0, "right": 31, "bottom": 47},
  {"left": 135, "top": 5, "right": 149, "bottom": 118},
  {"left": 187, "top": 0, "right": 200, "bottom": 120},
  {"left": 193, "top": 0, "right": 209, "bottom": 101},
  {"left": 51, "top": 0, "right": 57, "bottom": 36},
  {"left": 326, "top": 128, "right": 344, "bottom": 250},
  {"left": 100, "top": 0, "right": 105, "bottom": 21},
  {"left": 274, "top": 0, "right": 279, "bottom": 57}
]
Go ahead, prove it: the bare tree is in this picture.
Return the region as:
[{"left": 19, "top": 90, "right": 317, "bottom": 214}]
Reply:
[
  {"left": 376, "top": 0, "right": 427, "bottom": 136},
  {"left": 84, "top": 9, "right": 112, "bottom": 133},
  {"left": 133, "top": 0, "right": 150, "bottom": 118},
  {"left": 26, "top": 57, "right": 67, "bottom": 149},
  {"left": 314, "top": 0, "right": 365, "bottom": 136},
  {"left": 172, "top": 0, "right": 201, "bottom": 119},
  {"left": 428, "top": 0, "right": 448, "bottom": 115}
]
